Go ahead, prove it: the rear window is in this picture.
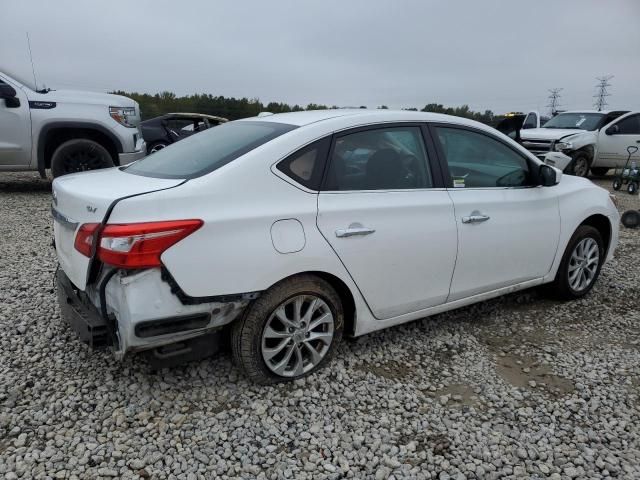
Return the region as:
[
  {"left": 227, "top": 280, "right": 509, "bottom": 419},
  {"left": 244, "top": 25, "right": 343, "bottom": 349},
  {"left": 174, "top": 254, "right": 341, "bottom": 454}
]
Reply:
[{"left": 126, "top": 121, "right": 297, "bottom": 179}]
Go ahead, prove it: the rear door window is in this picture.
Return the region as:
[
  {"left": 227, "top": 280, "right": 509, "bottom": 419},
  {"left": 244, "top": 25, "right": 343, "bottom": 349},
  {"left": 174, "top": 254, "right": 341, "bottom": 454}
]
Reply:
[
  {"left": 126, "top": 121, "right": 297, "bottom": 179},
  {"left": 323, "top": 126, "right": 433, "bottom": 191}
]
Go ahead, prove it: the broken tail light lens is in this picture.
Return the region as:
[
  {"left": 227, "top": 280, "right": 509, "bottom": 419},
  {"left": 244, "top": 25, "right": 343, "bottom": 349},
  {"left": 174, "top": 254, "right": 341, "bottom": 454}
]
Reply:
[
  {"left": 74, "top": 219, "right": 203, "bottom": 268},
  {"left": 74, "top": 223, "right": 100, "bottom": 257}
]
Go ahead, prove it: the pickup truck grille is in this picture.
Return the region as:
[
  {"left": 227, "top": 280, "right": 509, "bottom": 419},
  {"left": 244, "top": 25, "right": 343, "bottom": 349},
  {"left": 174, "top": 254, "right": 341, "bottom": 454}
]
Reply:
[{"left": 521, "top": 139, "right": 553, "bottom": 156}]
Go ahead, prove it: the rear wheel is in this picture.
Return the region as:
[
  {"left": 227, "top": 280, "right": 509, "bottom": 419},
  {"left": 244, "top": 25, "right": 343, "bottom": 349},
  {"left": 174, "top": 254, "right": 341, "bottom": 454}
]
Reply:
[
  {"left": 231, "top": 275, "right": 343, "bottom": 384},
  {"left": 51, "top": 139, "right": 114, "bottom": 178},
  {"left": 568, "top": 152, "right": 591, "bottom": 178},
  {"left": 590, "top": 167, "right": 609, "bottom": 176},
  {"left": 548, "top": 225, "right": 604, "bottom": 300}
]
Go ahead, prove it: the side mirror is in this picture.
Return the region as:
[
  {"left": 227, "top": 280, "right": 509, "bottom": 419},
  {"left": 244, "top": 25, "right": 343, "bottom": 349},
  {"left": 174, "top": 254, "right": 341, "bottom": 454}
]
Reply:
[
  {"left": 539, "top": 164, "right": 558, "bottom": 186},
  {"left": 0, "top": 83, "right": 20, "bottom": 108},
  {"left": 606, "top": 124, "right": 620, "bottom": 135},
  {"left": 0, "top": 83, "right": 17, "bottom": 99}
]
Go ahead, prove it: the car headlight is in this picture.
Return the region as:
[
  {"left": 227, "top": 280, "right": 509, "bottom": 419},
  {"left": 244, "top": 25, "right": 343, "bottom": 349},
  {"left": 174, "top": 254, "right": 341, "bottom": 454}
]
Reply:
[
  {"left": 554, "top": 141, "right": 573, "bottom": 152},
  {"left": 109, "top": 106, "right": 137, "bottom": 128}
]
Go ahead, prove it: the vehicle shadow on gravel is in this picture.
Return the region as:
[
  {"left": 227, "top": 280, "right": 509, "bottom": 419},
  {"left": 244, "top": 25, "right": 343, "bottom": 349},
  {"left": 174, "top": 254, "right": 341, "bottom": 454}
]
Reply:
[{"left": 0, "top": 174, "right": 52, "bottom": 193}]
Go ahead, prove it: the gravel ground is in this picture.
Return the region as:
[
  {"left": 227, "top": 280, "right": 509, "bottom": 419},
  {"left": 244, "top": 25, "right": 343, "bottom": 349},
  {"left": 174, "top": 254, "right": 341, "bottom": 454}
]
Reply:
[{"left": 1, "top": 171, "right": 639, "bottom": 480}]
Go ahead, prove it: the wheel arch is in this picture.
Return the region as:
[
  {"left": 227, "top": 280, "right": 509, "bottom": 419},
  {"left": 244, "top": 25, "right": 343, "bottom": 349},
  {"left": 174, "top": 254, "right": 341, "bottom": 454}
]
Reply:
[
  {"left": 37, "top": 122, "right": 123, "bottom": 177},
  {"left": 264, "top": 271, "right": 358, "bottom": 337},
  {"left": 579, "top": 213, "right": 612, "bottom": 257}
]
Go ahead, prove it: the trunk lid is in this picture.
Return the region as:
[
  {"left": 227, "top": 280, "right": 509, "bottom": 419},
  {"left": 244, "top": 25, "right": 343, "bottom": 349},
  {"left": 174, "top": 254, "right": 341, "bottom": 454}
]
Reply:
[{"left": 52, "top": 168, "right": 184, "bottom": 290}]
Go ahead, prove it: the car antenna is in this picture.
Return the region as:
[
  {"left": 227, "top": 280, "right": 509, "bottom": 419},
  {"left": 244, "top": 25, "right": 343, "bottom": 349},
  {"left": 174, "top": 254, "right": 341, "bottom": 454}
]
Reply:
[{"left": 26, "top": 32, "right": 40, "bottom": 91}]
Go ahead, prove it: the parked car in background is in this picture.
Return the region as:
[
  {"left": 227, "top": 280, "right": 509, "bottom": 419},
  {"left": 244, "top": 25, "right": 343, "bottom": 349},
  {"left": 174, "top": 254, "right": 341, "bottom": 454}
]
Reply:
[
  {"left": 520, "top": 110, "right": 637, "bottom": 177},
  {"left": 493, "top": 110, "right": 550, "bottom": 142},
  {"left": 140, "top": 113, "right": 228, "bottom": 154},
  {"left": 0, "top": 69, "right": 145, "bottom": 178},
  {"left": 522, "top": 110, "right": 551, "bottom": 130},
  {"left": 53, "top": 109, "right": 619, "bottom": 384}
]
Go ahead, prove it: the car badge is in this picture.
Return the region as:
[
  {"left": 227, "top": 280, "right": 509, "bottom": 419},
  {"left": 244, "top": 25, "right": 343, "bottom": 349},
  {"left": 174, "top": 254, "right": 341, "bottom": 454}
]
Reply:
[{"left": 86, "top": 205, "right": 97, "bottom": 213}]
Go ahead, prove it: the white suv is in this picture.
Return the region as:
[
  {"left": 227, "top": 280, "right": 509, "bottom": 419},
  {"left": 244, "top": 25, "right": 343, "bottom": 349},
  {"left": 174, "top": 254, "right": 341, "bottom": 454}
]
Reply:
[{"left": 0, "top": 69, "right": 145, "bottom": 178}]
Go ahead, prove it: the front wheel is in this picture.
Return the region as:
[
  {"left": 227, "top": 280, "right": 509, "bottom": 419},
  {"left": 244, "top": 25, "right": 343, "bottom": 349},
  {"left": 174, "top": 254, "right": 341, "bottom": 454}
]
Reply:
[
  {"left": 548, "top": 225, "right": 604, "bottom": 300},
  {"left": 51, "top": 139, "right": 114, "bottom": 178},
  {"left": 628, "top": 181, "right": 638, "bottom": 195},
  {"left": 231, "top": 275, "right": 343, "bottom": 384},
  {"left": 568, "top": 152, "right": 591, "bottom": 178}
]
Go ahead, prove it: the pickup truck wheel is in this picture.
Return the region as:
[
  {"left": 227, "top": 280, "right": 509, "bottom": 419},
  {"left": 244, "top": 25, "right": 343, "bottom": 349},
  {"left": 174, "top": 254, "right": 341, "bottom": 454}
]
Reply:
[
  {"left": 568, "top": 152, "right": 590, "bottom": 178},
  {"left": 590, "top": 167, "right": 609, "bottom": 176},
  {"left": 231, "top": 275, "right": 344, "bottom": 385},
  {"left": 51, "top": 139, "right": 114, "bottom": 178},
  {"left": 548, "top": 225, "right": 603, "bottom": 300}
]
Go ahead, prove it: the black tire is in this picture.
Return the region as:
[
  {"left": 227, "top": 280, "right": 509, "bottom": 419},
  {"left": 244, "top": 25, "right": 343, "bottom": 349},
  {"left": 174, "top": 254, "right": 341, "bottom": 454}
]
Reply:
[
  {"left": 590, "top": 167, "right": 609, "bottom": 176},
  {"left": 548, "top": 225, "right": 604, "bottom": 300},
  {"left": 612, "top": 177, "right": 622, "bottom": 190},
  {"left": 621, "top": 210, "right": 640, "bottom": 228},
  {"left": 50, "top": 139, "right": 114, "bottom": 178},
  {"left": 147, "top": 141, "right": 168, "bottom": 154},
  {"left": 627, "top": 181, "right": 638, "bottom": 195},
  {"left": 568, "top": 152, "right": 591, "bottom": 178},
  {"left": 231, "top": 274, "right": 344, "bottom": 385}
]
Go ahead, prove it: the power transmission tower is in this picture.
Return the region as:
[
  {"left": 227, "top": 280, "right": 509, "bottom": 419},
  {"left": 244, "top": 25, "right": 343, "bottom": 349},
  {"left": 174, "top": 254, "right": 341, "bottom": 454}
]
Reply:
[
  {"left": 547, "top": 88, "right": 563, "bottom": 116},
  {"left": 593, "top": 75, "right": 613, "bottom": 111}
]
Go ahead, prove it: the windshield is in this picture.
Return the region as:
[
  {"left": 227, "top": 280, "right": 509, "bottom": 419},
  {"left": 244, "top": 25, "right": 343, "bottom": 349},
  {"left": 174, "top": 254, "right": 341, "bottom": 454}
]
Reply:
[
  {"left": 126, "top": 121, "right": 297, "bottom": 179},
  {"left": 543, "top": 112, "right": 604, "bottom": 131}
]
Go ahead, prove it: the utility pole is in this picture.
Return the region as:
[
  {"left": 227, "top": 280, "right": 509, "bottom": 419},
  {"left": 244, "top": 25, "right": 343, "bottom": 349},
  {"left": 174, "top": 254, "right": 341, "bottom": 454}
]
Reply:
[
  {"left": 593, "top": 75, "right": 613, "bottom": 111},
  {"left": 547, "top": 88, "right": 563, "bottom": 116}
]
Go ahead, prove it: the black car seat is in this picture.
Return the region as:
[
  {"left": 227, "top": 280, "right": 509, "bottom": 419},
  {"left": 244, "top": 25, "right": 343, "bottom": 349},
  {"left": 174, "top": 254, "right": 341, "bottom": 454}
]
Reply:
[{"left": 365, "top": 149, "right": 406, "bottom": 189}]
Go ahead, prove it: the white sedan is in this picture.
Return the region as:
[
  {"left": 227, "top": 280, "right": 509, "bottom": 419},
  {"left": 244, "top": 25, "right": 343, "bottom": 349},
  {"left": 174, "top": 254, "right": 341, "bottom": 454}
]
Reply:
[{"left": 52, "top": 110, "right": 619, "bottom": 384}]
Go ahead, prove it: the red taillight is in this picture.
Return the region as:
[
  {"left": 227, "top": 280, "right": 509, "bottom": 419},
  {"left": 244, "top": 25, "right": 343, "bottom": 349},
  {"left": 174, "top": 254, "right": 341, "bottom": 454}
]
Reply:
[
  {"left": 74, "top": 223, "right": 100, "bottom": 257},
  {"left": 74, "top": 219, "right": 203, "bottom": 268}
]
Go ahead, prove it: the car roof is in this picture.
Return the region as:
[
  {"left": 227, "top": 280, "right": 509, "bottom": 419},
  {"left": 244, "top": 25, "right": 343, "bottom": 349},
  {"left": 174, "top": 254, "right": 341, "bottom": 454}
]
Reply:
[
  {"left": 166, "top": 112, "right": 229, "bottom": 122},
  {"left": 558, "top": 110, "right": 610, "bottom": 114},
  {"left": 238, "top": 108, "right": 487, "bottom": 129}
]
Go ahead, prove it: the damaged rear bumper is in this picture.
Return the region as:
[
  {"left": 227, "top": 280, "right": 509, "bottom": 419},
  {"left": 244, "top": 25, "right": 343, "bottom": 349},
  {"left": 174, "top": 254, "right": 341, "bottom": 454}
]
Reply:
[
  {"left": 57, "top": 268, "right": 113, "bottom": 348},
  {"left": 56, "top": 267, "right": 253, "bottom": 364}
]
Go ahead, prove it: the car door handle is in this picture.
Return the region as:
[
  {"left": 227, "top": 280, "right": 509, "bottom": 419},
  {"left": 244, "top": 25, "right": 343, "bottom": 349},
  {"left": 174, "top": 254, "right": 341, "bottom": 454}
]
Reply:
[
  {"left": 462, "top": 215, "right": 490, "bottom": 224},
  {"left": 335, "top": 227, "right": 376, "bottom": 238}
]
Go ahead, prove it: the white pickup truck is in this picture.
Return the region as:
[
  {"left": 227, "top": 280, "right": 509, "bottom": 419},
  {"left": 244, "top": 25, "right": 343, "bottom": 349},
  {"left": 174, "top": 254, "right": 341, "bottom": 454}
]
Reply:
[
  {"left": 519, "top": 110, "right": 640, "bottom": 177},
  {"left": 0, "top": 69, "right": 146, "bottom": 178}
]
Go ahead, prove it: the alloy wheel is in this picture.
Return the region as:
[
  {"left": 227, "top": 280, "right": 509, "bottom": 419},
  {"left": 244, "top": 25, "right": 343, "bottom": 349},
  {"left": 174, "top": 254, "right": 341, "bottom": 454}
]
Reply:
[
  {"left": 568, "top": 237, "right": 599, "bottom": 292},
  {"left": 62, "top": 146, "right": 106, "bottom": 173},
  {"left": 261, "top": 295, "right": 334, "bottom": 377}
]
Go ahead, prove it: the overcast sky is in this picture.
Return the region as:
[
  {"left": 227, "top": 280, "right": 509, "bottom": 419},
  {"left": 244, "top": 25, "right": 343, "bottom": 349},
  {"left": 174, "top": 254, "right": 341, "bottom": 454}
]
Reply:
[{"left": 2, "top": 0, "right": 639, "bottom": 114}]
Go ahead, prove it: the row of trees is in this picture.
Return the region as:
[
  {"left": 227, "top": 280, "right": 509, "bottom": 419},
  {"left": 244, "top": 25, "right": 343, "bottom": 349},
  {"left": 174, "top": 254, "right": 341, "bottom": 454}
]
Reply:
[{"left": 113, "top": 90, "right": 497, "bottom": 125}]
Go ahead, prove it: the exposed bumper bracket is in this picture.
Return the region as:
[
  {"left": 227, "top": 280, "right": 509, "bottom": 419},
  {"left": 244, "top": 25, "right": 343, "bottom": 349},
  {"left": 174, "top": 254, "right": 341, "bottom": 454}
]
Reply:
[{"left": 56, "top": 269, "right": 113, "bottom": 348}]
